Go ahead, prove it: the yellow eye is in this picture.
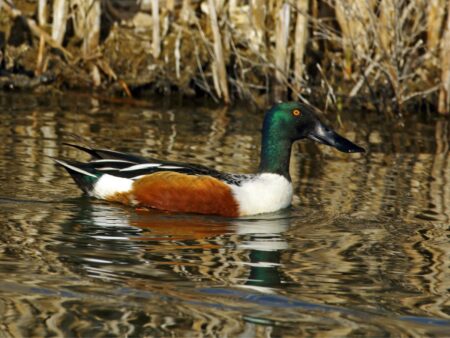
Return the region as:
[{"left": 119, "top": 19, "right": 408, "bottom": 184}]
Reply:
[{"left": 292, "top": 109, "right": 301, "bottom": 117}]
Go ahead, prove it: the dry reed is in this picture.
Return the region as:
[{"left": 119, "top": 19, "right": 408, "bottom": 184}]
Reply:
[{"left": 0, "top": 0, "right": 449, "bottom": 114}]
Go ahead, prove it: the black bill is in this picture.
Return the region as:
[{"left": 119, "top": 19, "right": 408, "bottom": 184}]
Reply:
[{"left": 307, "top": 122, "right": 365, "bottom": 153}]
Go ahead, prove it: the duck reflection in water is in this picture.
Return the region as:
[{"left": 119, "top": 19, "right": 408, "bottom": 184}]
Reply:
[{"left": 57, "top": 200, "right": 293, "bottom": 291}]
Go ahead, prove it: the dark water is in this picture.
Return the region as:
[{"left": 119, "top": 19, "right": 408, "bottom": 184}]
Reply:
[{"left": 0, "top": 93, "right": 448, "bottom": 337}]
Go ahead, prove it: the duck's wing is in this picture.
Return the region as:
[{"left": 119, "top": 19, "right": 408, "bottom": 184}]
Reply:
[
  {"left": 63, "top": 143, "right": 240, "bottom": 182},
  {"left": 63, "top": 143, "right": 151, "bottom": 163}
]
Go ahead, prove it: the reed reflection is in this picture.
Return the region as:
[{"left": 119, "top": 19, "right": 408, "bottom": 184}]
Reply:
[{"left": 1, "top": 93, "right": 449, "bottom": 336}]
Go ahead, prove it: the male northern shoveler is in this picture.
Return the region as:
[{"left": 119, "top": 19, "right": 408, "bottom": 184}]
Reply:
[{"left": 55, "top": 102, "right": 364, "bottom": 217}]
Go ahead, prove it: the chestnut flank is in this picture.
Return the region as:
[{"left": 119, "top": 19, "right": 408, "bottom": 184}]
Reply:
[{"left": 131, "top": 172, "right": 239, "bottom": 217}]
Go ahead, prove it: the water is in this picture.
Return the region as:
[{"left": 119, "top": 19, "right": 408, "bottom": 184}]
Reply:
[{"left": 0, "top": 93, "right": 448, "bottom": 337}]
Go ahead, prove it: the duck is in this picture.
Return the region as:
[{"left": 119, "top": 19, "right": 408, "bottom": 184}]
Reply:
[{"left": 55, "top": 102, "right": 364, "bottom": 217}]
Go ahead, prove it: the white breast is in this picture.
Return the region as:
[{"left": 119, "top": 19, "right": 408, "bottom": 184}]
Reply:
[
  {"left": 229, "top": 173, "right": 293, "bottom": 216},
  {"left": 91, "top": 174, "right": 133, "bottom": 199}
]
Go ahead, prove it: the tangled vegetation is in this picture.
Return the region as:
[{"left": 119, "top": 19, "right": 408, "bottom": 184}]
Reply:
[{"left": 0, "top": 0, "right": 449, "bottom": 114}]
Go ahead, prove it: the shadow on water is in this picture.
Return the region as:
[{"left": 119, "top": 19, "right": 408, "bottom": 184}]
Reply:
[{"left": 0, "top": 93, "right": 449, "bottom": 336}]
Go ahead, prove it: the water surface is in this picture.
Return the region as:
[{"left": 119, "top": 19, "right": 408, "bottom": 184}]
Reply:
[{"left": 0, "top": 93, "right": 448, "bottom": 336}]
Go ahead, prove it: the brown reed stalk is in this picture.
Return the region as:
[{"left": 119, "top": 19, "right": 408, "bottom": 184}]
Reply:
[
  {"left": 82, "top": 0, "right": 101, "bottom": 58},
  {"left": 249, "top": 0, "right": 266, "bottom": 54},
  {"left": 334, "top": 1, "right": 350, "bottom": 79},
  {"left": 180, "top": 0, "right": 191, "bottom": 21},
  {"left": 36, "top": 0, "right": 47, "bottom": 75},
  {"left": 377, "top": 0, "right": 399, "bottom": 106},
  {"left": 84, "top": 0, "right": 101, "bottom": 86},
  {"left": 438, "top": 1, "right": 450, "bottom": 114},
  {"left": 294, "top": 0, "right": 308, "bottom": 93},
  {"left": 167, "top": 0, "right": 175, "bottom": 12},
  {"left": 173, "top": 0, "right": 191, "bottom": 81},
  {"left": 37, "top": 0, "right": 47, "bottom": 28},
  {"left": 274, "top": 1, "right": 291, "bottom": 100},
  {"left": 151, "top": 0, "right": 161, "bottom": 59},
  {"left": 427, "top": 0, "right": 446, "bottom": 52},
  {"left": 51, "top": 0, "right": 68, "bottom": 45},
  {"left": 378, "top": 0, "right": 394, "bottom": 54},
  {"left": 208, "top": 0, "right": 230, "bottom": 103}
]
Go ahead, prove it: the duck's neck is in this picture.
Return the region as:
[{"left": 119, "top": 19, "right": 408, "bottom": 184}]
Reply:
[{"left": 258, "top": 125, "right": 292, "bottom": 180}]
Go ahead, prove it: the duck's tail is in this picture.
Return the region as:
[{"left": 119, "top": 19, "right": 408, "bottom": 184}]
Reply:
[{"left": 54, "top": 159, "right": 101, "bottom": 194}]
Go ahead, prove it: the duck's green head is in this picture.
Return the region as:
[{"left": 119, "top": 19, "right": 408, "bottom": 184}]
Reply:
[
  {"left": 259, "top": 102, "right": 364, "bottom": 177},
  {"left": 263, "top": 101, "right": 365, "bottom": 153}
]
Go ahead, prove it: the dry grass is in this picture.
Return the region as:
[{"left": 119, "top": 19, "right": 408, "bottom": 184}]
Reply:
[{"left": 0, "top": 0, "right": 448, "bottom": 114}]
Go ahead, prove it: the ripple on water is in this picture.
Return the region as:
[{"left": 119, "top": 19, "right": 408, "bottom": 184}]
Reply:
[{"left": 0, "top": 93, "right": 448, "bottom": 336}]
